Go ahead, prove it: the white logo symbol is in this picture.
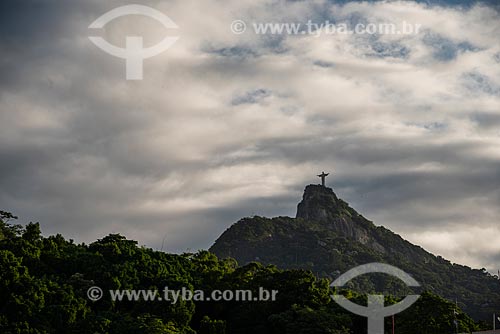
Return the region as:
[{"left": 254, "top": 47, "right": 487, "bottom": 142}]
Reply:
[
  {"left": 331, "top": 263, "right": 420, "bottom": 334},
  {"left": 87, "top": 286, "right": 103, "bottom": 301},
  {"left": 89, "top": 4, "right": 179, "bottom": 80}
]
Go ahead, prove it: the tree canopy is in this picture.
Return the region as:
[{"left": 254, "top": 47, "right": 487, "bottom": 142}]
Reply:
[{"left": 0, "top": 211, "right": 484, "bottom": 334}]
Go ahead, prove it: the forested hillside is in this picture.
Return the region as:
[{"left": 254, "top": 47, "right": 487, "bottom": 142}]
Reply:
[
  {"left": 0, "top": 210, "right": 485, "bottom": 333},
  {"left": 210, "top": 185, "right": 500, "bottom": 321}
]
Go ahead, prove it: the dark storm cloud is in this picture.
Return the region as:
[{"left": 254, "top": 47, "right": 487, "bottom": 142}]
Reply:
[
  {"left": 231, "top": 89, "right": 272, "bottom": 105},
  {"left": 462, "top": 71, "right": 500, "bottom": 95},
  {"left": 422, "top": 32, "right": 479, "bottom": 61},
  {"left": 220, "top": 133, "right": 500, "bottom": 227},
  {"left": 471, "top": 112, "right": 500, "bottom": 129},
  {"left": 0, "top": 0, "right": 499, "bottom": 272}
]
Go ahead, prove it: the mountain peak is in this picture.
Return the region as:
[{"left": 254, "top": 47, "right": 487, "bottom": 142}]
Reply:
[
  {"left": 295, "top": 184, "right": 376, "bottom": 246},
  {"left": 296, "top": 184, "right": 341, "bottom": 222},
  {"left": 210, "top": 183, "right": 500, "bottom": 321}
]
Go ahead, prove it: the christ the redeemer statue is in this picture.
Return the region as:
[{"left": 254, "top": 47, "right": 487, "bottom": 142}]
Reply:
[{"left": 317, "top": 171, "right": 329, "bottom": 187}]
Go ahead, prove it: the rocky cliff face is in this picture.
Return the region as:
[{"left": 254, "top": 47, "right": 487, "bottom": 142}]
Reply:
[
  {"left": 296, "top": 185, "right": 386, "bottom": 252},
  {"left": 296, "top": 184, "right": 340, "bottom": 221}
]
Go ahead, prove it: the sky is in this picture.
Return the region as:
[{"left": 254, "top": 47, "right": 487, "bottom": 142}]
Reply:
[{"left": 0, "top": 0, "right": 499, "bottom": 272}]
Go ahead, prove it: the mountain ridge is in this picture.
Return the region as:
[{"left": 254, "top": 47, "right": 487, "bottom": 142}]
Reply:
[{"left": 210, "top": 184, "right": 500, "bottom": 321}]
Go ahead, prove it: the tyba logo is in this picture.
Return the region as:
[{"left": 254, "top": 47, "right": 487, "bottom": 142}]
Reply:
[
  {"left": 331, "top": 263, "right": 420, "bottom": 334},
  {"left": 88, "top": 4, "right": 179, "bottom": 80}
]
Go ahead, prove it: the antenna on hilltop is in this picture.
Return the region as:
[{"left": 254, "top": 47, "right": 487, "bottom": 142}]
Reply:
[{"left": 160, "top": 233, "right": 168, "bottom": 252}]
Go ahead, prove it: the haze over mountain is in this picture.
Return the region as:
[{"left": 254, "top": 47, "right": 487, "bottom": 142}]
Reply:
[{"left": 210, "top": 184, "right": 500, "bottom": 321}]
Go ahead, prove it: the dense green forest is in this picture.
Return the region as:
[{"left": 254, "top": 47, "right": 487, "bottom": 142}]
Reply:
[{"left": 0, "top": 211, "right": 487, "bottom": 333}]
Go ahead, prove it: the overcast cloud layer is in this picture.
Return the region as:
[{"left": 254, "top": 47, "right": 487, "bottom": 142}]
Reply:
[{"left": 0, "top": 0, "right": 499, "bottom": 271}]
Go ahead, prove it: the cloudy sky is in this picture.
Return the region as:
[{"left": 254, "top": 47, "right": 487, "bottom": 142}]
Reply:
[{"left": 1, "top": 0, "right": 499, "bottom": 271}]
